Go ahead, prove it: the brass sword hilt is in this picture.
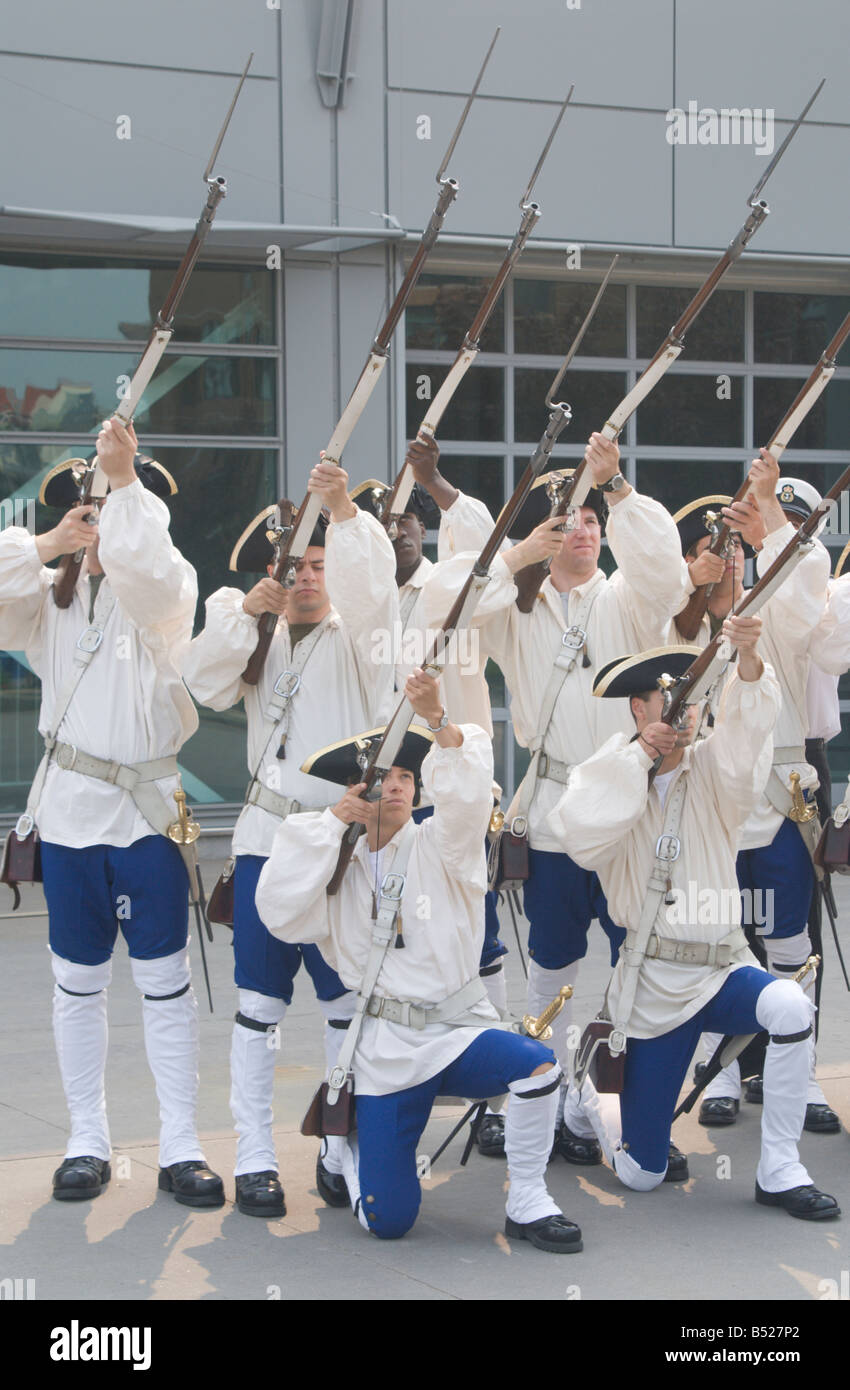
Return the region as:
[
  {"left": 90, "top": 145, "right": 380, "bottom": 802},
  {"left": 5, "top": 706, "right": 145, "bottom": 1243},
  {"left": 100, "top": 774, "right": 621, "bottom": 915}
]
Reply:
[
  {"left": 793, "top": 954, "right": 820, "bottom": 985},
  {"left": 167, "top": 784, "right": 201, "bottom": 845},
  {"left": 521, "top": 986, "right": 573, "bottom": 1041},
  {"left": 789, "top": 771, "right": 817, "bottom": 823}
]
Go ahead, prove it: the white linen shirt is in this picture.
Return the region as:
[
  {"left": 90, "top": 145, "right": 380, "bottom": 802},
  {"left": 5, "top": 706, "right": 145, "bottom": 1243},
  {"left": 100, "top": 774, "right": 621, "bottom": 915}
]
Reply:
[
  {"left": 181, "top": 510, "right": 398, "bottom": 859},
  {"left": 255, "top": 725, "right": 500, "bottom": 1095},
  {"left": 423, "top": 490, "right": 690, "bottom": 851},
  {"left": 0, "top": 481, "right": 198, "bottom": 847},
  {"left": 547, "top": 668, "right": 781, "bottom": 1038}
]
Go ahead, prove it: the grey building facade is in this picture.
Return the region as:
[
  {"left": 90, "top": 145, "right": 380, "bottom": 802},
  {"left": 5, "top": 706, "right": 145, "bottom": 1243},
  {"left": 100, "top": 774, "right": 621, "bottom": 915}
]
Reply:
[{"left": 1, "top": 0, "right": 849, "bottom": 819}]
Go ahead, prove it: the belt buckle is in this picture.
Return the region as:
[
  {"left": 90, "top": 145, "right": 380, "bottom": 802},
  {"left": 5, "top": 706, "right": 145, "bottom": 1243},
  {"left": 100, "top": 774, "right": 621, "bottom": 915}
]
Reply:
[
  {"left": 655, "top": 833, "right": 681, "bottom": 862},
  {"left": 56, "top": 744, "right": 78, "bottom": 772},
  {"left": 562, "top": 625, "right": 586, "bottom": 651},
  {"left": 76, "top": 626, "right": 103, "bottom": 654},
  {"left": 380, "top": 871, "right": 405, "bottom": 903},
  {"left": 273, "top": 670, "right": 301, "bottom": 701},
  {"left": 509, "top": 815, "right": 528, "bottom": 837},
  {"left": 14, "top": 812, "right": 34, "bottom": 839},
  {"left": 537, "top": 752, "right": 550, "bottom": 779},
  {"left": 327, "top": 1065, "right": 348, "bottom": 1090},
  {"left": 834, "top": 804, "right": 849, "bottom": 828}
]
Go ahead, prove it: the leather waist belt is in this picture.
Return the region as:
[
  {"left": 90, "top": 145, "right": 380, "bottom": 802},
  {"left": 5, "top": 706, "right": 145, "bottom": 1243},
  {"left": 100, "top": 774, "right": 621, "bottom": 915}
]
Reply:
[
  {"left": 365, "top": 976, "right": 490, "bottom": 1030},
  {"left": 48, "top": 741, "right": 178, "bottom": 790},
  {"left": 537, "top": 752, "right": 573, "bottom": 785},
  {"left": 625, "top": 926, "right": 748, "bottom": 968}
]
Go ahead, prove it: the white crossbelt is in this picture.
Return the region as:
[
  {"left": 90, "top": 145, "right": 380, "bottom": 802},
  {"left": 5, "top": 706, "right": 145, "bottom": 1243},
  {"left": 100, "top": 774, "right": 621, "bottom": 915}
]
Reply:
[{"left": 624, "top": 926, "right": 748, "bottom": 968}]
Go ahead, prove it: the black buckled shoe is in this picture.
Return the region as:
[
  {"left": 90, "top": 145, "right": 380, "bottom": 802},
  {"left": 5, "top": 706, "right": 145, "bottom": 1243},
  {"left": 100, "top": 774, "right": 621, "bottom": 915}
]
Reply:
[
  {"left": 557, "top": 1123, "right": 602, "bottom": 1166},
  {"left": 744, "top": 1076, "right": 763, "bottom": 1104},
  {"left": 158, "top": 1161, "right": 225, "bottom": 1209},
  {"left": 505, "top": 1213, "right": 583, "bottom": 1253},
  {"left": 476, "top": 1113, "right": 506, "bottom": 1158},
  {"left": 665, "top": 1142, "right": 689, "bottom": 1183},
  {"left": 52, "top": 1156, "right": 111, "bottom": 1202},
  {"left": 698, "top": 1096, "right": 740, "bottom": 1127},
  {"left": 755, "top": 1180, "right": 841, "bottom": 1221},
  {"left": 804, "top": 1103, "right": 841, "bottom": 1134},
  {"left": 235, "top": 1170, "right": 286, "bottom": 1218},
  {"left": 316, "top": 1157, "right": 350, "bottom": 1209}
]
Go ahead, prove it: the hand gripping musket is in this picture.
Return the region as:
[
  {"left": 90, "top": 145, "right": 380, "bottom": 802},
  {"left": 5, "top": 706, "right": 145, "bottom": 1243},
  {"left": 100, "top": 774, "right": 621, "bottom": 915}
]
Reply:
[
  {"left": 368, "top": 86, "right": 575, "bottom": 534},
  {"left": 678, "top": 308, "right": 850, "bottom": 640},
  {"left": 166, "top": 784, "right": 215, "bottom": 1012},
  {"left": 51, "top": 54, "right": 254, "bottom": 610},
  {"left": 673, "top": 956, "right": 820, "bottom": 1121},
  {"left": 240, "top": 29, "right": 500, "bottom": 685},
  {"left": 512, "top": 79, "right": 825, "bottom": 614}
]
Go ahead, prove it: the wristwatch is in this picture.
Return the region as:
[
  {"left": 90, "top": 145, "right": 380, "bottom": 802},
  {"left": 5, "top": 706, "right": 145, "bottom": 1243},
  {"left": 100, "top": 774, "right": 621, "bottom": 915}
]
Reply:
[
  {"left": 598, "top": 471, "right": 626, "bottom": 493},
  {"left": 426, "top": 708, "right": 449, "bottom": 732}
]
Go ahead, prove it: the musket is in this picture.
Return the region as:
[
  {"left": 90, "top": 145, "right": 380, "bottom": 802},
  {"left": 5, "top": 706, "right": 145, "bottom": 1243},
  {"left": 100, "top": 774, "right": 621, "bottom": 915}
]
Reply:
[
  {"left": 673, "top": 956, "right": 820, "bottom": 1121},
  {"left": 51, "top": 54, "right": 254, "bottom": 609},
  {"left": 241, "top": 29, "right": 501, "bottom": 685},
  {"left": 370, "top": 87, "right": 575, "bottom": 535},
  {"left": 512, "top": 79, "right": 826, "bottom": 614},
  {"left": 677, "top": 307, "right": 850, "bottom": 639},
  {"left": 647, "top": 463, "right": 850, "bottom": 764},
  {"left": 325, "top": 272, "right": 616, "bottom": 894}
]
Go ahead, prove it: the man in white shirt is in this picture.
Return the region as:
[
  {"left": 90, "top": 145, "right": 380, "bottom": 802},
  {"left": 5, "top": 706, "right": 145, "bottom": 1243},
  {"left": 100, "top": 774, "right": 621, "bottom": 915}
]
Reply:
[
  {"left": 0, "top": 417, "right": 223, "bottom": 1208},
  {"left": 255, "top": 669, "right": 582, "bottom": 1253},
  {"left": 181, "top": 461, "right": 398, "bottom": 1217},
  {"left": 548, "top": 629, "right": 839, "bottom": 1220}
]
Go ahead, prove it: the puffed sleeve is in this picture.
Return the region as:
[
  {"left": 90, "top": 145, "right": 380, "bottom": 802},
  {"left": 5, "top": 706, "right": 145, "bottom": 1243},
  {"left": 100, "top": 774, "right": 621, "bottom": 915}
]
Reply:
[
  {"left": 255, "top": 807, "right": 346, "bottom": 948},
  {"left": 697, "top": 664, "right": 781, "bottom": 825},
  {"left": 807, "top": 575, "right": 850, "bottom": 675},
  {"left": 418, "top": 724, "right": 494, "bottom": 888},
  {"left": 547, "top": 733, "right": 654, "bottom": 873},
  {"left": 0, "top": 527, "right": 51, "bottom": 661},
  {"left": 181, "top": 588, "right": 261, "bottom": 711},
  {"left": 606, "top": 490, "right": 692, "bottom": 647},
  {"left": 422, "top": 550, "right": 517, "bottom": 671},
  {"left": 437, "top": 491, "right": 496, "bottom": 560},
  {"left": 324, "top": 510, "right": 399, "bottom": 722},
  {"left": 756, "top": 522, "right": 830, "bottom": 653},
  {"left": 98, "top": 481, "right": 197, "bottom": 643}
]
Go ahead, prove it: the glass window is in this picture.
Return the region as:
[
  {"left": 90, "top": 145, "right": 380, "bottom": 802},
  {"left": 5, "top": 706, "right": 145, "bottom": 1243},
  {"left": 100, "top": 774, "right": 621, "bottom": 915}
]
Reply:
[
  {"left": 406, "top": 364, "right": 504, "bottom": 441},
  {"left": 0, "top": 349, "right": 276, "bottom": 437},
  {"left": 0, "top": 254, "right": 275, "bottom": 345},
  {"left": 514, "top": 279, "right": 627, "bottom": 357},
  {"left": 636, "top": 287, "right": 744, "bottom": 362},
  {"left": 514, "top": 369, "right": 626, "bottom": 444},
  {"left": 636, "top": 459, "right": 746, "bottom": 519},
  {"left": 406, "top": 274, "right": 504, "bottom": 352},
  {"left": 636, "top": 372, "right": 744, "bottom": 448},
  {"left": 754, "top": 292, "right": 850, "bottom": 366},
  {"left": 438, "top": 455, "right": 504, "bottom": 524},
  {"left": 753, "top": 378, "right": 850, "bottom": 452}
]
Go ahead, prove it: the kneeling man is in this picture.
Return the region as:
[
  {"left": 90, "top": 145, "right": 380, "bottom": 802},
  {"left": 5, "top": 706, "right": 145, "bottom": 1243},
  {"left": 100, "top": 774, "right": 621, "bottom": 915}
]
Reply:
[
  {"left": 256, "top": 670, "right": 582, "bottom": 1252},
  {"left": 548, "top": 618, "right": 839, "bottom": 1221}
]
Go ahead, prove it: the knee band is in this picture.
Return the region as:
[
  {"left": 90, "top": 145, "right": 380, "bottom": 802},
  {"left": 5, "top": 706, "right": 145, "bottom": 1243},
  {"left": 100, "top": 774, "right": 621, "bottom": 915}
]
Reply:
[
  {"left": 509, "top": 1062, "right": 563, "bottom": 1101},
  {"left": 317, "top": 991, "right": 356, "bottom": 1023},
  {"left": 235, "top": 988, "right": 287, "bottom": 1030},
  {"left": 765, "top": 931, "right": 811, "bottom": 970},
  {"left": 131, "top": 948, "right": 191, "bottom": 1000},
  {"left": 51, "top": 952, "right": 112, "bottom": 996},
  {"left": 755, "top": 978, "right": 815, "bottom": 1038}
]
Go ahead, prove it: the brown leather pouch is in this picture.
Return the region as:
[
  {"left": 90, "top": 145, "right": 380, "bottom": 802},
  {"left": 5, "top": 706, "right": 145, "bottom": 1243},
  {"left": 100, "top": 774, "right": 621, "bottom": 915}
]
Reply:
[
  {"left": 488, "top": 826, "right": 530, "bottom": 893},
  {"left": 814, "top": 817, "right": 850, "bottom": 874},
  {"left": 207, "top": 857, "right": 235, "bottom": 927},
  {"left": 575, "top": 1019, "right": 626, "bottom": 1094},
  {"left": 0, "top": 823, "right": 42, "bottom": 910},
  {"left": 301, "top": 1079, "right": 356, "bottom": 1138}
]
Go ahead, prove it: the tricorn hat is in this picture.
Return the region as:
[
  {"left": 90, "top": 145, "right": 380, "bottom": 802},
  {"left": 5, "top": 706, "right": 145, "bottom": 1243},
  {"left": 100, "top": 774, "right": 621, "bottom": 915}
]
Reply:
[
  {"left": 38, "top": 453, "right": 177, "bottom": 508},
  {"left": 671, "top": 495, "right": 754, "bottom": 560},
  {"left": 497, "top": 469, "right": 605, "bottom": 541},
  {"left": 350, "top": 478, "right": 438, "bottom": 528},
  {"left": 229, "top": 498, "right": 329, "bottom": 573},
  {"left": 592, "top": 645, "right": 703, "bottom": 699},
  {"left": 301, "top": 725, "right": 435, "bottom": 802}
]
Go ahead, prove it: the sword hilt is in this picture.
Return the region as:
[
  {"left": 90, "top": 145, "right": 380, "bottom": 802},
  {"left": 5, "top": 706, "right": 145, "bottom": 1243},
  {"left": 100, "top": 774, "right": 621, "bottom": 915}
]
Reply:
[{"left": 521, "top": 986, "right": 573, "bottom": 1041}]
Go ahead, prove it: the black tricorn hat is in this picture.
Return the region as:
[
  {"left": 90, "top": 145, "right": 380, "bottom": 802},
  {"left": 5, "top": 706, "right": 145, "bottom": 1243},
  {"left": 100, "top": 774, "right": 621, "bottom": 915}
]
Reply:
[
  {"left": 497, "top": 469, "right": 606, "bottom": 541},
  {"left": 672, "top": 495, "right": 754, "bottom": 560},
  {"left": 834, "top": 538, "right": 850, "bottom": 580},
  {"left": 592, "top": 645, "right": 703, "bottom": 699},
  {"left": 229, "top": 499, "right": 329, "bottom": 574},
  {"left": 38, "top": 453, "right": 177, "bottom": 508},
  {"left": 350, "top": 478, "right": 438, "bottom": 527},
  {"left": 301, "top": 725, "right": 435, "bottom": 788}
]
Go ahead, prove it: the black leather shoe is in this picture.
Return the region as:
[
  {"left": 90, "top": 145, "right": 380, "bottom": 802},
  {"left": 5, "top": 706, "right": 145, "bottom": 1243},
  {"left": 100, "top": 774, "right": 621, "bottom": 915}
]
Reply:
[
  {"left": 316, "top": 1157, "right": 350, "bottom": 1209},
  {"left": 698, "top": 1096, "right": 739, "bottom": 1127},
  {"left": 557, "top": 1123, "right": 602, "bottom": 1166},
  {"left": 52, "top": 1156, "right": 111, "bottom": 1202},
  {"left": 505, "top": 1213, "right": 583, "bottom": 1253},
  {"left": 235, "top": 1170, "right": 285, "bottom": 1218},
  {"left": 744, "top": 1076, "right": 763, "bottom": 1104},
  {"left": 755, "top": 1180, "right": 841, "bottom": 1221},
  {"left": 158, "top": 1161, "right": 225, "bottom": 1209},
  {"left": 665, "top": 1142, "right": 689, "bottom": 1183},
  {"left": 804, "top": 1103, "right": 841, "bottom": 1134},
  {"left": 476, "top": 1113, "right": 506, "bottom": 1158}
]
